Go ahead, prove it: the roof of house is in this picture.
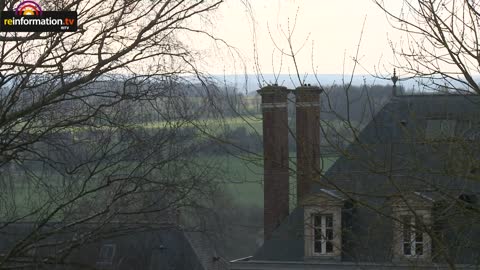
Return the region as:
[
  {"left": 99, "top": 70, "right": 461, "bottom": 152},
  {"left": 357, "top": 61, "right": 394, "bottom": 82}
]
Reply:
[
  {"left": 0, "top": 223, "right": 226, "bottom": 270},
  {"left": 185, "top": 231, "right": 229, "bottom": 270},
  {"left": 251, "top": 94, "right": 480, "bottom": 262}
]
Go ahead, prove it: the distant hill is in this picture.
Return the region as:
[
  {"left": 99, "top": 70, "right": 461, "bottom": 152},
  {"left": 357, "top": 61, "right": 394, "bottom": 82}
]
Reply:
[
  {"left": 206, "top": 74, "right": 480, "bottom": 94},
  {"left": 210, "top": 74, "right": 402, "bottom": 93}
]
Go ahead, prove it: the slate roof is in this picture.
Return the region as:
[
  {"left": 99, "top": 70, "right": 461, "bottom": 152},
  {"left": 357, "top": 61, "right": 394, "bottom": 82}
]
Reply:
[
  {"left": 186, "top": 231, "right": 229, "bottom": 270},
  {"left": 251, "top": 94, "right": 480, "bottom": 263},
  {"left": 0, "top": 223, "right": 226, "bottom": 270}
]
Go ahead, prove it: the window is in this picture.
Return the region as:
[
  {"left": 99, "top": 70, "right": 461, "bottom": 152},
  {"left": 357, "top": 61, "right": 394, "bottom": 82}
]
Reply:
[
  {"left": 425, "top": 119, "right": 456, "bottom": 139},
  {"left": 313, "top": 214, "right": 334, "bottom": 254},
  {"left": 401, "top": 215, "right": 425, "bottom": 256},
  {"left": 303, "top": 189, "right": 346, "bottom": 259},
  {"left": 97, "top": 244, "right": 116, "bottom": 264},
  {"left": 392, "top": 193, "right": 433, "bottom": 261}
]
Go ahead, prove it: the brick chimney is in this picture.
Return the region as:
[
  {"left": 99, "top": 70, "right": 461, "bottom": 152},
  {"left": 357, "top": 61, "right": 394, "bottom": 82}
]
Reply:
[
  {"left": 258, "top": 85, "right": 290, "bottom": 240},
  {"left": 295, "top": 85, "right": 322, "bottom": 205}
]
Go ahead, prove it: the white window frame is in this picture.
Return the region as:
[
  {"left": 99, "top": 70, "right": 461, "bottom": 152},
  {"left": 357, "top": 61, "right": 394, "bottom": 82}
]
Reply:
[
  {"left": 312, "top": 214, "right": 335, "bottom": 255},
  {"left": 393, "top": 207, "right": 432, "bottom": 261},
  {"left": 401, "top": 215, "right": 425, "bottom": 257},
  {"left": 304, "top": 206, "right": 342, "bottom": 259}
]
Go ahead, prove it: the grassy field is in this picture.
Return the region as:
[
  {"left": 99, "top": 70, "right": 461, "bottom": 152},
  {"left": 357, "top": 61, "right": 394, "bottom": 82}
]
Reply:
[
  {"left": 142, "top": 114, "right": 264, "bottom": 135},
  {"left": 7, "top": 113, "right": 347, "bottom": 217},
  {"left": 203, "top": 154, "right": 338, "bottom": 208},
  {"left": 3, "top": 153, "right": 338, "bottom": 221}
]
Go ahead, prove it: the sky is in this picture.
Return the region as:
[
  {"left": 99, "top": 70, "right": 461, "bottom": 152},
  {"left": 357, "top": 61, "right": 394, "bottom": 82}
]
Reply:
[{"left": 199, "top": 0, "right": 404, "bottom": 77}]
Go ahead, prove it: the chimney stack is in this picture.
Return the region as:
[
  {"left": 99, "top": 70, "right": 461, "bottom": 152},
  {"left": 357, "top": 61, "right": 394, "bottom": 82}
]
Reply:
[
  {"left": 295, "top": 85, "right": 322, "bottom": 205},
  {"left": 258, "top": 85, "right": 290, "bottom": 240}
]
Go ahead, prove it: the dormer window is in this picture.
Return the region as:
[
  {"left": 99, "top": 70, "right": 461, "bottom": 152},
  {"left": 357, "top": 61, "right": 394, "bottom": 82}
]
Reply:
[
  {"left": 303, "top": 189, "right": 347, "bottom": 260},
  {"left": 401, "top": 215, "right": 425, "bottom": 256},
  {"left": 392, "top": 192, "right": 434, "bottom": 262}
]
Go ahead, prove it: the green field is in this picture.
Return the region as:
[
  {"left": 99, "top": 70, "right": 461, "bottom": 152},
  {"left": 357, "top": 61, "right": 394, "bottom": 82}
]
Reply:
[
  {"left": 3, "top": 154, "right": 338, "bottom": 221},
  {"left": 142, "top": 114, "right": 263, "bottom": 135},
  {"left": 5, "top": 113, "right": 345, "bottom": 217},
  {"left": 203, "top": 154, "right": 338, "bottom": 208}
]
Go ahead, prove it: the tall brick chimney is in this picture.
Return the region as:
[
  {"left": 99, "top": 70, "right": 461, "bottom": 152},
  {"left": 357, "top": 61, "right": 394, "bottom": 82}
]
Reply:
[
  {"left": 258, "top": 85, "right": 290, "bottom": 240},
  {"left": 295, "top": 85, "right": 322, "bottom": 205}
]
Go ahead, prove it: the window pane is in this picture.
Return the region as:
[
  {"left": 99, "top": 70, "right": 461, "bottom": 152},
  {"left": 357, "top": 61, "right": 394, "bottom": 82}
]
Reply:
[
  {"left": 314, "top": 215, "right": 321, "bottom": 227},
  {"left": 416, "top": 243, "right": 423, "bottom": 255},
  {"left": 100, "top": 246, "right": 109, "bottom": 258},
  {"left": 103, "top": 248, "right": 110, "bottom": 258},
  {"left": 403, "top": 243, "right": 411, "bottom": 255},
  {"left": 415, "top": 216, "right": 423, "bottom": 248},
  {"left": 314, "top": 229, "right": 322, "bottom": 241},
  {"left": 415, "top": 232, "right": 423, "bottom": 243},
  {"left": 326, "top": 215, "right": 333, "bottom": 228},
  {"left": 402, "top": 216, "right": 411, "bottom": 242},
  {"left": 326, "top": 229, "right": 333, "bottom": 240},
  {"left": 314, "top": 241, "right": 322, "bottom": 253},
  {"left": 326, "top": 241, "right": 333, "bottom": 253}
]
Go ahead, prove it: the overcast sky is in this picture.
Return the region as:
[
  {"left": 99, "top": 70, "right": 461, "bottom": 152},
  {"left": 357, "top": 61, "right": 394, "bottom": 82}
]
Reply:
[{"left": 199, "top": 0, "right": 404, "bottom": 76}]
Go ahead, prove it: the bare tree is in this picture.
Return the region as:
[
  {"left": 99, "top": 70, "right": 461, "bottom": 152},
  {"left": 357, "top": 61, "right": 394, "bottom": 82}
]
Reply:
[
  {"left": 0, "top": 0, "right": 230, "bottom": 268},
  {"left": 375, "top": 0, "right": 480, "bottom": 94}
]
